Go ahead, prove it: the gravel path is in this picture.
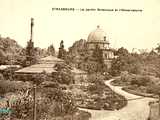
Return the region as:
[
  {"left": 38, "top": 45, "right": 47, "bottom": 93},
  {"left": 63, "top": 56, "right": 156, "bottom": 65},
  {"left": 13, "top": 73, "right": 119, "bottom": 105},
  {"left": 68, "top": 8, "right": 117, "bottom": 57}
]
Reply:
[{"left": 80, "top": 79, "right": 154, "bottom": 120}]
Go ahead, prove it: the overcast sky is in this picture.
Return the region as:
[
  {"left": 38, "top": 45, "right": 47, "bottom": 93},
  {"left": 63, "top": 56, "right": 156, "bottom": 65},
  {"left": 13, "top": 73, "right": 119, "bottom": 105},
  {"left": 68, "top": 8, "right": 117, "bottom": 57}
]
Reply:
[{"left": 0, "top": 0, "right": 160, "bottom": 52}]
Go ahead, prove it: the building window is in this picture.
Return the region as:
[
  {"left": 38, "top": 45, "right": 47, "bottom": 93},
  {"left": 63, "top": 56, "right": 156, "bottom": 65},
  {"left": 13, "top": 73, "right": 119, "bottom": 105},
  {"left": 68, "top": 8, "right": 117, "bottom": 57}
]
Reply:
[
  {"left": 104, "top": 36, "right": 106, "bottom": 41},
  {"left": 105, "top": 53, "right": 108, "bottom": 59}
]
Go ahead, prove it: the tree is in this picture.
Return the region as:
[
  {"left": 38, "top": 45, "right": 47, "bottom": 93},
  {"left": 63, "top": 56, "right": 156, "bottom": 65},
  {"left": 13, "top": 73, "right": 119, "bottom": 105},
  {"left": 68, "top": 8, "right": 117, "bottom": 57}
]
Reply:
[
  {"left": 67, "top": 39, "right": 88, "bottom": 68},
  {"left": 115, "top": 47, "right": 129, "bottom": 56},
  {"left": 155, "top": 43, "right": 160, "bottom": 54},
  {"left": 0, "top": 36, "right": 24, "bottom": 65},
  {"left": 93, "top": 44, "right": 104, "bottom": 72},
  {"left": 0, "top": 49, "right": 6, "bottom": 64},
  {"left": 47, "top": 44, "right": 55, "bottom": 56},
  {"left": 146, "top": 50, "right": 159, "bottom": 62},
  {"left": 52, "top": 63, "right": 74, "bottom": 85},
  {"left": 68, "top": 39, "right": 87, "bottom": 59},
  {"left": 109, "top": 47, "right": 141, "bottom": 76},
  {"left": 92, "top": 44, "right": 104, "bottom": 64}
]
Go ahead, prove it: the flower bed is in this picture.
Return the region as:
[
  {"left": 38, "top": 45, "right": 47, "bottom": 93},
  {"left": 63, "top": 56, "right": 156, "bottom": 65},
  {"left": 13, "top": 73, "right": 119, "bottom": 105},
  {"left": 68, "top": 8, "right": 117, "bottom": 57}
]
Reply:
[
  {"left": 71, "top": 83, "right": 127, "bottom": 110},
  {"left": 111, "top": 74, "right": 160, "bottom": 97},
  {"left": 122, "top": 87, "right": 154, "bottom": 98}
]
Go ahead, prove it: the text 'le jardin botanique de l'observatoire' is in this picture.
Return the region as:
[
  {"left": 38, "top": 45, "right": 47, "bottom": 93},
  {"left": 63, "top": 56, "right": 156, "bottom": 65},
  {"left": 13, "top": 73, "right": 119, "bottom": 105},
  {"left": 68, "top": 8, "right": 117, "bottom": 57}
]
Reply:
[{"left": 52, "top": 7, "right": 143, "bottom": 12}]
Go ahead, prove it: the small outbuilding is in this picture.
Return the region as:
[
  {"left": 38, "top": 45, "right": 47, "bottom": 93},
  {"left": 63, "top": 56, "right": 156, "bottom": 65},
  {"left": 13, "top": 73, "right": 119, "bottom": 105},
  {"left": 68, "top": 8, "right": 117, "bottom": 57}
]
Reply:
[{"left": 15, "top": 56, "right": 87, "bottom": 84}]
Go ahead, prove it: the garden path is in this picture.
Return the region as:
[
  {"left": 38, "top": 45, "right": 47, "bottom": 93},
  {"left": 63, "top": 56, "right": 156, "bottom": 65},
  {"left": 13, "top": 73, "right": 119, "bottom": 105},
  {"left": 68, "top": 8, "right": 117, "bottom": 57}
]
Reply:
[{"left": 80, "top": 79, "right": 155, "bottom": 120}]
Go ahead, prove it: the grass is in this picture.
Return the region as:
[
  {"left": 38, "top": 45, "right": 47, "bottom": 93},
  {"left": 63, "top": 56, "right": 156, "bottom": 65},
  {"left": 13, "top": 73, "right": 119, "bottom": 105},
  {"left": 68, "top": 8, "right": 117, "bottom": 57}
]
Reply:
[{"left": 111, "top": 74, "right": 160, "bottom": 97}]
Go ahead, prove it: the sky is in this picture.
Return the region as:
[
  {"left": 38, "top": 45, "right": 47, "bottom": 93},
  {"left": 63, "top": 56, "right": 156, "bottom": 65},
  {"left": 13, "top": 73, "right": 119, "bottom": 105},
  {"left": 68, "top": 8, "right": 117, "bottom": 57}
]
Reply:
[{"left": 0, "top": 0, "right": 160, "bottom": 52}]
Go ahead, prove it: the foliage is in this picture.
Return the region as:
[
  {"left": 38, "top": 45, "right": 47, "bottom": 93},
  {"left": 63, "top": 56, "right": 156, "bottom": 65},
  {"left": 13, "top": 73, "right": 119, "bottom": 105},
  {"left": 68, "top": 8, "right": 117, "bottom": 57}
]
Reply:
[
  {"left": 112, "top": 73, "right": 160, "bottom": 96},
  {"left": 11, "top": 92, "right": 34, "bottom": 119},
  {"left": 68, "top": 39, "right": 87, "bottom": 55},
  {"left": 87, "top": 73, "right": 105, "bottom": 84},
  {"left": 67, "top": 39, "right": 107, "bottom": 73},
  {"left": 52, "top": 63, "right": 74, "bottom": 85},
  {"left": 147, "top": 84, "right": 160, "bottom": 95},
  {"left": 0, "top": 73, "right": 4, "bottom": 81},
  {"left": 34, "top": 47, "right": 48, "bottom": 59},
  {"left": 75, "top": 73, "right": 127, "bottom": 110},
  {"left": 41, "top": 87, "right": 78, "bottom": 117},
  {"left": 87, "top": 73, "right": 106, "bottom": 94},
  {"left": 2, "top": 67, "right": 20, "bottom": 80},
  {"left": 11, "top": 88, "right": 52, "bottom": 120},
  {"left": 0, "top": 49, "right": 6, "bottom": 64},
  {"left": 0, "top": 80, "right": 31, "bottom": 95},
  {"left": 104, "top": 73, "right": 113, "bottom": 80},
  {"left": 15, "top": 71, "right": 48, "bottom": 85},
  {"left": 0, "top": 36, "right": 49, "bottom": 67},
  {"left": 92, "top": 44, "right": 103, "bottom": 63},
  {"left": 91, "top": 44, "right": 104, "bottom": 72},
  {"left": 109, "top": 45, "right": 160, "bottom": 78},
  {"left": 10, "top": 84, "right": 77, "bottom": 119},
  {"left": 87, "top": 73, "right": 107, "bottom": 94},
  {"left": 115, "top": 47, "right": 129, "bottom": 56},
  {"left": 114, "top": 74, "right": 152, "bottom": 87},
  {"left": 0, "top": 36, "right": 24, "bottom": 65},
  {"left": 110, "top": 47, "right": 142, "bottom": 76},
  {"left": 155, "top": 43, "right": 160, "bottom": 54},
  {"left": 130, "top": 75, "right": 150, "bottom": 86},
  {"left": 31, "top": 72, "right": 47, "bottom": 85},
  {"left": 47, "top": 44, "right": 55, "bottom": 56}
]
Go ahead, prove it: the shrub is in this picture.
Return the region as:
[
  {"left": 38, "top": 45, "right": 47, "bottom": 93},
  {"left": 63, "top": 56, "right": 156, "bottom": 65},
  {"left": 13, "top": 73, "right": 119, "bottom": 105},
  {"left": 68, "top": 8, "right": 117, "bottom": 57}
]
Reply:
[
  {"left": 131, "top": 75, "right": 150, "bottom": 86},
  {"left": 87, "top": 84, "right": 97, "bottom": 92},
  {"left": 11, "top": 86, "right": 78, "bottom": 120},
  {"left": 0, "top": 80, "right": 31, "bottom": 95},
  {"left": 74, "top": 110, "right": 91, "bottom": 120},
  {"left": 0, "top": 73, "right": 4, "bottom": 81},
  {"left": 52, "top": 63, "right": 74, "bottom": 85},
  {"left": 87, "top": 73, "right": 105, "bottom": 83}
]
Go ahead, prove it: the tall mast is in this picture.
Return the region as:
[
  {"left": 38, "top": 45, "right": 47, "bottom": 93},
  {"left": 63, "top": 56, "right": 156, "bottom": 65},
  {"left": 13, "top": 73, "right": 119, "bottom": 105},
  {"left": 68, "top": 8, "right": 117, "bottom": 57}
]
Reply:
[
  {"left": 26, "top": 18, "right": 35, "bottom": 66},
  {"left": 30, "top": 18, "right": 34, "bottom": 41}
]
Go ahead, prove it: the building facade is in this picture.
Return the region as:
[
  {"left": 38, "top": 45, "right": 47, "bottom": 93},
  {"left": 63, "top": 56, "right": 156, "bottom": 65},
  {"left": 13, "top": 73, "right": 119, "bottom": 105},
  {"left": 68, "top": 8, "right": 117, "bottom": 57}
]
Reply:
[{"left": 86, "top": 26, "right": 114, "bottom": 68}]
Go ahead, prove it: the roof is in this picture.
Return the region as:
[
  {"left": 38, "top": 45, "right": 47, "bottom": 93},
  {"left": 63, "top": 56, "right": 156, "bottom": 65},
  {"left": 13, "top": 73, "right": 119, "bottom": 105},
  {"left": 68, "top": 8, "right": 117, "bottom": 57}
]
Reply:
[
  {"left": 0, "top": 65, "right": 21, "bottom": 70},
  {"left": 38, "top": 55, "right": 64, "bottom": 64},
  {"left": 15, "top": 56, "right": 87, "bottom": 74},
  {"left": 87, "top": 26, "right": 109, "bottom": 43},
  {"left": 71, "top": 68, "right": 87, "bottom": 74},
  {"left": 16, "top": 56, "right": 63, "bottom": 74},
  {"left": 15, "top": 64, "right": 56, "bottom": 74}
]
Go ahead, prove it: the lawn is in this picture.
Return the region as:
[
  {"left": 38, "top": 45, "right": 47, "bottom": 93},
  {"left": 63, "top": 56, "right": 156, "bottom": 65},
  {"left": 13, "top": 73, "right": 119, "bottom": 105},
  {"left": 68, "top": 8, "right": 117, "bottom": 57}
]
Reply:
[{"left": 111, "top": 73, "right": 160, "bottom": 97}]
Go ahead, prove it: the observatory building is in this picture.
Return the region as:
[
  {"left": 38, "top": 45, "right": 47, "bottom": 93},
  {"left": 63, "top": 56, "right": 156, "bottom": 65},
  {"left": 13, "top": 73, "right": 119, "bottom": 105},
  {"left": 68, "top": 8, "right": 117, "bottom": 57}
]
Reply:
[{"left": 87, "top": 25, "right": 114, "bottom": 67}]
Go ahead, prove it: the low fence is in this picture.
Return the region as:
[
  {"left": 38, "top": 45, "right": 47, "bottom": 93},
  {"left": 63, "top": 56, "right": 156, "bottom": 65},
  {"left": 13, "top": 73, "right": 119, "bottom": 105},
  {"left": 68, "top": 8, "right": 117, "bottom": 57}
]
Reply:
[
  {"left": 148, "top": 102, "right": 160, "bottom": 120},
  {"left": 122, "top": 88, "right": 155, "bottom": 98}
]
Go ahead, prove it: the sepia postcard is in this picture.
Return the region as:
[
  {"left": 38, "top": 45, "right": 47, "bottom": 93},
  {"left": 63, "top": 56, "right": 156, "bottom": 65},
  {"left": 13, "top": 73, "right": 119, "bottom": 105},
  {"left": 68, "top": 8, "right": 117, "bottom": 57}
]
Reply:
[{"left": 0, "top": 0, "right": 160, "bottom": 120}]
